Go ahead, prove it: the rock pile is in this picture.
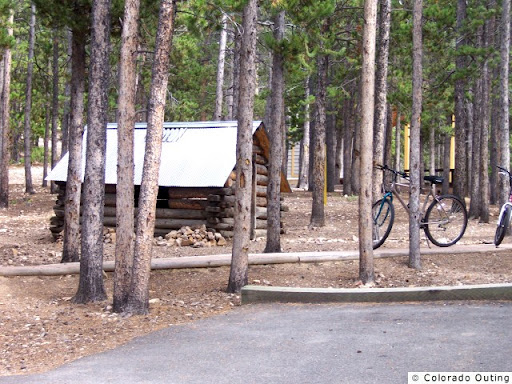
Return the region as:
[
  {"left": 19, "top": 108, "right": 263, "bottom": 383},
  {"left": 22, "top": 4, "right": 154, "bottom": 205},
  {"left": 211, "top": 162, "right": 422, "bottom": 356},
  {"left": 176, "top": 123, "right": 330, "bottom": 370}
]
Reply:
[
  {"left": 102, "top": 225, "right": 227, "bottom": 248},
  {"left": 155, "top": 225, "right": 227, "bottom": 248}
]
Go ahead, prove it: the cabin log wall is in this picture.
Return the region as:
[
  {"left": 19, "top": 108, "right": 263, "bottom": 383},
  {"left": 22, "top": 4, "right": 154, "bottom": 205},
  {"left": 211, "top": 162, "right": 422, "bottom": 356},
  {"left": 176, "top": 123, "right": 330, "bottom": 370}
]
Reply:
[{"left": 49, "top": 140, "right": 287, "bottom": 240}]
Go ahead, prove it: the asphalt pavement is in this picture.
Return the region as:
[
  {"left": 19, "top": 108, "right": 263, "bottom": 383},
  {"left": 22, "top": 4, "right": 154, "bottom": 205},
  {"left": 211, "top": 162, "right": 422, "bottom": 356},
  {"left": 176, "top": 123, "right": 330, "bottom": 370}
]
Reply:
[{"left": 1, "top": 302, "right": 511, "bottom": 384}]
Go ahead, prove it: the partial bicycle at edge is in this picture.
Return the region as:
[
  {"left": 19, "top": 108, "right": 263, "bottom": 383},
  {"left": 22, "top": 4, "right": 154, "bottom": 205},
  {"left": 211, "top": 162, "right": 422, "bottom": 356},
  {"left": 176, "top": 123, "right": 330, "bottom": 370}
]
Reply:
[
  {"left": 494, "top": 165, "right": 512, "bottom": 247},
  {"left": 372, "top": 164, "right": 468, "bottom": 250}
]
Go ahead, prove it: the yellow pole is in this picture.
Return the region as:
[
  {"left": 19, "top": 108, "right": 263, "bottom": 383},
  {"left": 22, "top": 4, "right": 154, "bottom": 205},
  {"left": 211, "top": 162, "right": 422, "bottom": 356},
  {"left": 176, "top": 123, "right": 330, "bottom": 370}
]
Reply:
[{"left": 404, "top": 123, "right": 410, "bottom": 171}]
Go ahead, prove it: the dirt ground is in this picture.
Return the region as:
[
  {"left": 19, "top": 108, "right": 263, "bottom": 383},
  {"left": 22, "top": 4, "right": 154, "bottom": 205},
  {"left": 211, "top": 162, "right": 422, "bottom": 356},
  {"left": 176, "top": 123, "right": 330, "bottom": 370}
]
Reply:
[{"left": 1, "top": 165, "right": 511, "bottom": 376}]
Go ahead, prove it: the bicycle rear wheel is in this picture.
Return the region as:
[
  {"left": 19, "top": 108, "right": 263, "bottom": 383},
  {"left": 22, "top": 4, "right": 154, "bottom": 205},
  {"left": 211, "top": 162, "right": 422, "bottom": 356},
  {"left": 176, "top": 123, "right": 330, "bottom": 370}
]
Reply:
[
  {"left": 494, "top": 206, "right": 511, "bottom": 247},
  {"left": 424, "top": 194, "right": 468, "bottom": 247},
  {"left": 372, "top": 198, "right": 394, "bottom": 250}
]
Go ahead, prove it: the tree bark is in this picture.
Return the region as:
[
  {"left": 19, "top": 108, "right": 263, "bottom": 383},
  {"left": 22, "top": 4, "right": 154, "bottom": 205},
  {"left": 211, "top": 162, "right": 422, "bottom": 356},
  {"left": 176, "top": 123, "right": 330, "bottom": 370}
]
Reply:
[
  {"left": 359, "top": 0, "right": 378, "bottom": 285},
  {"left": 442, "top": 132, "right": 450, "bottom": 195},
  {"left": 343, "top": 97, "right": 353, "bottom": 195},
  {"left": 227, "top": 0, "right": 258, "bottom": 293},
  {"left": 479, "top": 18, "right": 490, "bottom": 223},
  {"left": 394, "top": 107, "right": 401, "bottom": 170},
  {"left": 73, "top": 0, "right": 112, "bottom": 304},
  {"left": 409, "top": 0, "right": 423, "bottom": 270},
  {"left": 126, "top": 0, "right": 176, "bottom": 314},
  {"left": 113, "top": 0, "right": 141, "bottom": 313},
  {"left": 429, "top": 124, "right": 435, "bottom": 175},
  {"left": 23, "top": 3, "right": 36, "bottom": 195},
  {"left": 488, "top": 0, "right": 497, "bottom": 206},
  {"left": 372, "top": 0, "right": 391, "bottom": 198},
  {"left": 469, "top": 33, "right": 482, "bottom": 219},
  {"left": 60, "top": 30, "right": 73, "bottom": 158},
  {"left": 498, "top": 0, "right": 510, "bottom": 206},
  {"left": 326, "top": 108, "right": 336, "bottom": 192},
  {"left": 61, "top": 27, "right": 87, "bottom": 263},
  {"left": 213, "top": 13, "right": 228, "bottom": 121},
  {"left": 43, "top": 97, "right": 50, "bottom": 187},
  {"left": 465, "top": 94, "right": 474, "bottom": 194},
  {"left": 231, "top": 28, "right": 242, "bottom": 121},
  {"left": 51, "top": 29, "right": 60, "bottom": 194},
  {"left": 309, "top": 52, "right": 328, "bottom": 228},
  {"left": 264, "top": 10, "right": 285, "bottom": 254},
  {"left": 0, "top": 12, "right": 13, "bottom": 208},
  {"left": 297, "top": 75, "right": 310, "bottom": 190}
]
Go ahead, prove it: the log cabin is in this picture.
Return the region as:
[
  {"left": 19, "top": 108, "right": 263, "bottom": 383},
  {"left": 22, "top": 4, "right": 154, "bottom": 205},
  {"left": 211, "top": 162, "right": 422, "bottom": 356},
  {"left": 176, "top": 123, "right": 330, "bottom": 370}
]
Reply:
[{"left": 46, "top": 121, "right": 292, "bottom": 239}]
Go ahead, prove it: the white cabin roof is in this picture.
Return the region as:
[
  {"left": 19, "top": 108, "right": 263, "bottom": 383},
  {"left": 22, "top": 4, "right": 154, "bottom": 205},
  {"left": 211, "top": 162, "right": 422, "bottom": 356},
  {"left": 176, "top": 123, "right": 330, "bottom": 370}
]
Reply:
[{"left": 47, "top": 121, "right": 264, "bottom": 187}]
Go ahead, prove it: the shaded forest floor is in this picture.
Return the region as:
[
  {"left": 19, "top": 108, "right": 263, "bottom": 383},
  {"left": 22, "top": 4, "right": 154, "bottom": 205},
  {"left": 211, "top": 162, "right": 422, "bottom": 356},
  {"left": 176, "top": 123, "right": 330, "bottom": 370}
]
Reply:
[{"left": 1, "top": 165, "right": 511, "bottom": 376}]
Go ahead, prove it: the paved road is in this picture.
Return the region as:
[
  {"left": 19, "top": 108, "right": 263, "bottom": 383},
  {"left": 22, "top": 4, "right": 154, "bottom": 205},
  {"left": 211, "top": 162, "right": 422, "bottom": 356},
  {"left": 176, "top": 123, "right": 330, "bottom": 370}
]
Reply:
[{"left": 1, "top": 302, "right": 511, "bottom": 384}]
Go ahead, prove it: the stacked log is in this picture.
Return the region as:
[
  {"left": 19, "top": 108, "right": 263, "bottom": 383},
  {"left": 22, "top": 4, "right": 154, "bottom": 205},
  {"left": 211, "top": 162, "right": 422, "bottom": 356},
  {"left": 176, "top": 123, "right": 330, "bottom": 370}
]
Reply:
[
  {"left": 49, "top": 182, "right": 66, "bottom": 239},
  {"left": 204, "top": 152, "right": 271, "bottom": 238},
  {"left": 48, "top": 139, "right": 286, "bottom": 240}
]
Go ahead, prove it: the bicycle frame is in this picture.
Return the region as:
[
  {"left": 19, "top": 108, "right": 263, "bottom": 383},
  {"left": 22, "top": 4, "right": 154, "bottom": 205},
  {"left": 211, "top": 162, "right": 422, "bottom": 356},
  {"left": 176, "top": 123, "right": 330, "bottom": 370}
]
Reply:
[
  {"left": 497, "top": 202, "right": 512, "bottom": 225},
  {"left": 384, "top": 174, "right": 437, "bottom": 220},
  {"left": 496, "top": 166, "right": 512, "bottom": 226}
]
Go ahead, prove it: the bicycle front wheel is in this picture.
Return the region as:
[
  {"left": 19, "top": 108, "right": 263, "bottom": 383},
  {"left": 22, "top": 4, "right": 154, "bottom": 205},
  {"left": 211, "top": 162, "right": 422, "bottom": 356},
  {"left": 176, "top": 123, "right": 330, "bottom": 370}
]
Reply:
[
  {"left": 424, "top": 195, "right": 468, "bottom": 247},
  {"left": 494, "top": 206, "right": 511, "bottom": 247},
  {"left": 372, "top": 198, "right": 394, "bottom": 250}
]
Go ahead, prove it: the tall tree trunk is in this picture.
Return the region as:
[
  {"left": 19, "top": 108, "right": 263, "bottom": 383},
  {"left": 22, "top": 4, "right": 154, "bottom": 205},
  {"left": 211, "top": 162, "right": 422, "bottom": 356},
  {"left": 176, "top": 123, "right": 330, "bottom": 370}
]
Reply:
[
  {"left": 479, "top": 17, "right": 490, "bottom": 223},
  {"left": 488, "top": 0, "right": 497, "bottom": 205},
  {"left": 231, "top": 29, "right": 241, "bottom": 121},
  {"left": 498, "top": 0, "right": 510, "bottom": 206},
  {"left": 429, "top": 124, "right": 435, "bottom": 175},
  {"left": 309, "top": 52, "right": 328, "bottom": 228},
  {"left": 0, "top": 12, "right": 13, "bottom": 208},
  {"left": 383, "top": 104, "right": 392, "bottom": 163},
  {"left": 409, "top": 0, "right": 423, "bottom": 270},
  {"left": 61, "top": 28, "right": 86, "bottom": 263},
  {"left": 126, "top": 0, "right": 176, "bottom": 314},
  {"left": 469, "top": 41, "right": 482, "bottom": 219},
  {"left": 297, "top": 75, "right": 310, "bottom": 190},
  {"left": 51, "top": 29, "right": 60, "bottom": 194},
  {"left": 343, "top": 97, "right": 353, "bottom": 195},
  {"left": 264, "top": 10, "right": 285, "bottom": 254},
  {"left": 359, "top": 0, "right": 378, "bottom": 285},
  {"left": 326, "top": 107, "right": 336, "bottom": 192},
  {"left": 73, "top": 0, "right": 112, "bottom": 304},
  {"left": 351, "top": 92, "right": 361, "bottom": 194},
  {"left": 372, "top": 0, "right": 391, "bottom": 198},
  {"left": 453, "top": 0, "right": 467, "bottom": 199},
  {"left": 227, "top": 0, "right": 258, "bottom": 293},
  {"left": 225, "top": 25, "right": 235, "bottom": 120},
  {"left": 43, "top": 98, "right": 50, "bottom": 187},
  {"left": 465, "top": 94, "right": 474, "bottom": 194},
  {"left": 61, "top": 29, "right": 73, "bottom": 158},
  {"left": 213, "top": 13, "right": 228, "bottom": 121},
  {"left": 394, "top": 107, "right": 401, "bottom": 170},
  {"left": 335, "top": 122, "right": 343, "bottom": 184},
  {"left": 23, "top": 3, "right": 36, "bottom": 195},
  {"left": 442, "top": 132, "right": 450, "bottom": 195},
  {"left": 113, "top": 0, "right": 141, "bottom": 314}
]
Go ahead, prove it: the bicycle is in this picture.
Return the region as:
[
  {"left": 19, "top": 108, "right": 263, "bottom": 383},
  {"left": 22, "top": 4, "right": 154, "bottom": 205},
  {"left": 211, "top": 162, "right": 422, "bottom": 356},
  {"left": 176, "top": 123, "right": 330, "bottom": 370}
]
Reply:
[
  {"left": 494, "top": 165, "right": 512, "bottom": 247},
  {"left": 372, "top": 164, "right": 468, "bottom": 250}
]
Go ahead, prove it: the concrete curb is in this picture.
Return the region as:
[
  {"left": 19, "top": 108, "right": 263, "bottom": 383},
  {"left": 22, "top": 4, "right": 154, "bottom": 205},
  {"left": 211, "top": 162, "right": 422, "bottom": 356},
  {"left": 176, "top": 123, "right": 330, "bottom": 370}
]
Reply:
[{"left": 241, "top": 283, "right": 512, "bottom": 304}]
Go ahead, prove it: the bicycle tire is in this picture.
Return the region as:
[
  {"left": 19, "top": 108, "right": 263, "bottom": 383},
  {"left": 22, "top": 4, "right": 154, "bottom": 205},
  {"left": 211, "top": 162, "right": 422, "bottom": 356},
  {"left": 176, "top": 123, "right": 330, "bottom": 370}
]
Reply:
[
  {"left": 372, "top": 198, "right": 394, "bottom": 250},
  {"left": 494, "top": 206, "right": 511, "bottom": 247},
  {"left": 424, "top": 194, "right": 468, "bottom": 247}
]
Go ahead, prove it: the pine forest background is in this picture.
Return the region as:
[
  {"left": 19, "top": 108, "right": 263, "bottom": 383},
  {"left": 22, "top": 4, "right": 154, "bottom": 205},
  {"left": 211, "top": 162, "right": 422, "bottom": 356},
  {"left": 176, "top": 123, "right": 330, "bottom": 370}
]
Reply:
[{"left": 0, "top": 0, "right": 511, "bottom": 222}]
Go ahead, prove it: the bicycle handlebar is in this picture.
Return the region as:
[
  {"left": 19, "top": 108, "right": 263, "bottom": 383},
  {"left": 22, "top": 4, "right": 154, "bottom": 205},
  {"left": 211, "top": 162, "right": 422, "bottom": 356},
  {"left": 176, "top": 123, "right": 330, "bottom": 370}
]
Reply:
[
  {"left": 497, "top": 165, "right": 511, "bottom": 176},
  {"left": 375, "top": 164, "right": 409, "bottom": 180}
]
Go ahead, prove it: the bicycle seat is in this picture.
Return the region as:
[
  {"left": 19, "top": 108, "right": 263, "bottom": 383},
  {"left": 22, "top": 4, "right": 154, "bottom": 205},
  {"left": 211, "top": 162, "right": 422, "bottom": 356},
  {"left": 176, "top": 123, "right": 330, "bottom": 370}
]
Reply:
[{"left": 424, "top": 175, "right": 444, "bottom": 184}]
